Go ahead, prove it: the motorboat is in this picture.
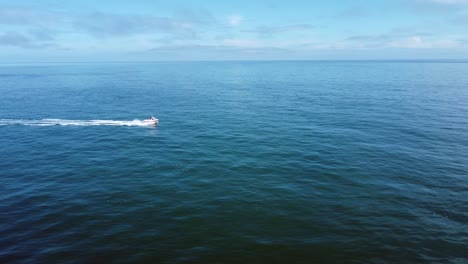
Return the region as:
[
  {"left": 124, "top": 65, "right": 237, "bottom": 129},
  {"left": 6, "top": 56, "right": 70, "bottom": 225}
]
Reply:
[{"left": 143, "top": 116, "right": 158, "bottom": 125}]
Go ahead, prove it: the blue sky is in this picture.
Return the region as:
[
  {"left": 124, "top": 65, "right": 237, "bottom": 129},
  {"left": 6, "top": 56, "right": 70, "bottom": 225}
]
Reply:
[{"left": 0, "top": 0, "right": 467, "bottom": 61}]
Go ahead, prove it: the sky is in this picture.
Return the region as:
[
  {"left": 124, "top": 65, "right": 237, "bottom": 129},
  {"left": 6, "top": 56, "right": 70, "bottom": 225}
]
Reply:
[{"left": 0, "top": 0, "right": 467, "bottom": 62}]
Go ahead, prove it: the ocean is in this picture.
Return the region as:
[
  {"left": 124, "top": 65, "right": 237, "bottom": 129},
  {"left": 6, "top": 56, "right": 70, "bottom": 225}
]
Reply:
[{"left": 0, "top": 61, "right": 467, "bottom": 263}]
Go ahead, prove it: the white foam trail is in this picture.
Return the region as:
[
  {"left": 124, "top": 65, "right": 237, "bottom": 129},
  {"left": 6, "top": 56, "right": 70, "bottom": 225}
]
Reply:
[{"left": 0, "top": 119, "right": 156, "bottom": 127}]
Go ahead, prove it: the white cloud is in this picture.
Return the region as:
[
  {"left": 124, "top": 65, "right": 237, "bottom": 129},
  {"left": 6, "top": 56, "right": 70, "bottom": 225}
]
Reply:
[
  {"left": 243, "top": 24, "right": 313, "bottom": 36},
  {"left": 386, "top": 35, "right": 461, "bottom": 48},
  {"left": 227, "top": 14, "right": 243, "bottom": 26},
  {"left": 223, "top": 38, "right": 259, "bottom": 48},
  {"left": 389, "top": 36, "right": 425, "bottom": 48},
  {"left": 345, "top": 31, "right": 467, "bottom": 50}
]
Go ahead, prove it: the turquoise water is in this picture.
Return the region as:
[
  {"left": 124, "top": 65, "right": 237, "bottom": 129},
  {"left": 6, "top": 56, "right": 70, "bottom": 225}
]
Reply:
[{"left": 0, "top": 61, "right": 467, "bottom": 263}]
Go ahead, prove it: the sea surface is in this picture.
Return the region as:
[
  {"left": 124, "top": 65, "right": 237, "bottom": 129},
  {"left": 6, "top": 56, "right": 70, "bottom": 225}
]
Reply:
[{"left": 0, "top": 61, "right": 467, "bottom": 263}]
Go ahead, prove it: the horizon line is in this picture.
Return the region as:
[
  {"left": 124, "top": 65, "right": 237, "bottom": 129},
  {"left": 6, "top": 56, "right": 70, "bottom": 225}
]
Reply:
[{"left": 1, "top": 59, "right": 468, "bottom": 65}]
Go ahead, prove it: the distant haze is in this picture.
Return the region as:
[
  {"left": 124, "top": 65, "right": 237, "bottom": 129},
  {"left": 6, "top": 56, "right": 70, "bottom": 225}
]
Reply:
[{"left": 0, "top": 0, "right": 467, "bottom": 62}]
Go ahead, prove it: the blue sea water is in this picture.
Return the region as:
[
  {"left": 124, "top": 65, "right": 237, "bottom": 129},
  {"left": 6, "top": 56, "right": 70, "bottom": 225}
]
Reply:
[{"left": 0, "top": 61, "right": 467, "bottom": 263}]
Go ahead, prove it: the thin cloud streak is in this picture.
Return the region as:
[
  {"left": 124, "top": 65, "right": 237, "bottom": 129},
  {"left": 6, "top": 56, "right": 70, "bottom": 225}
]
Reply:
[
  {"left": 243, "top": 24, "right": 314, "bottom": 37},
  {"left": 0, "top": 31, "right": 54, "bottom": 49}
]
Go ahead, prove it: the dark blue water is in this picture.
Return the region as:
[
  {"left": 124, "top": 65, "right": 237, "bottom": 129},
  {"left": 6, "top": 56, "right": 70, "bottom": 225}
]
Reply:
[{"left": 1, "top": 61, "right": 467, "bottom": 263}]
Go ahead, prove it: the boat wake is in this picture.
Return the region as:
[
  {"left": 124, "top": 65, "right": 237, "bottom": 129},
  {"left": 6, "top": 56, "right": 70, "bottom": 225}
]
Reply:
[{"left": 0, "top": 119, "right": 157, "bottom": 127}]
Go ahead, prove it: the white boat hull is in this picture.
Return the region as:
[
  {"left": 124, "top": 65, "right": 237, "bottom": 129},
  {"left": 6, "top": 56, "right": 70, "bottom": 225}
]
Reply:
[{"left": 143, "top": 119, "right": 158, "bottom": 125}]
